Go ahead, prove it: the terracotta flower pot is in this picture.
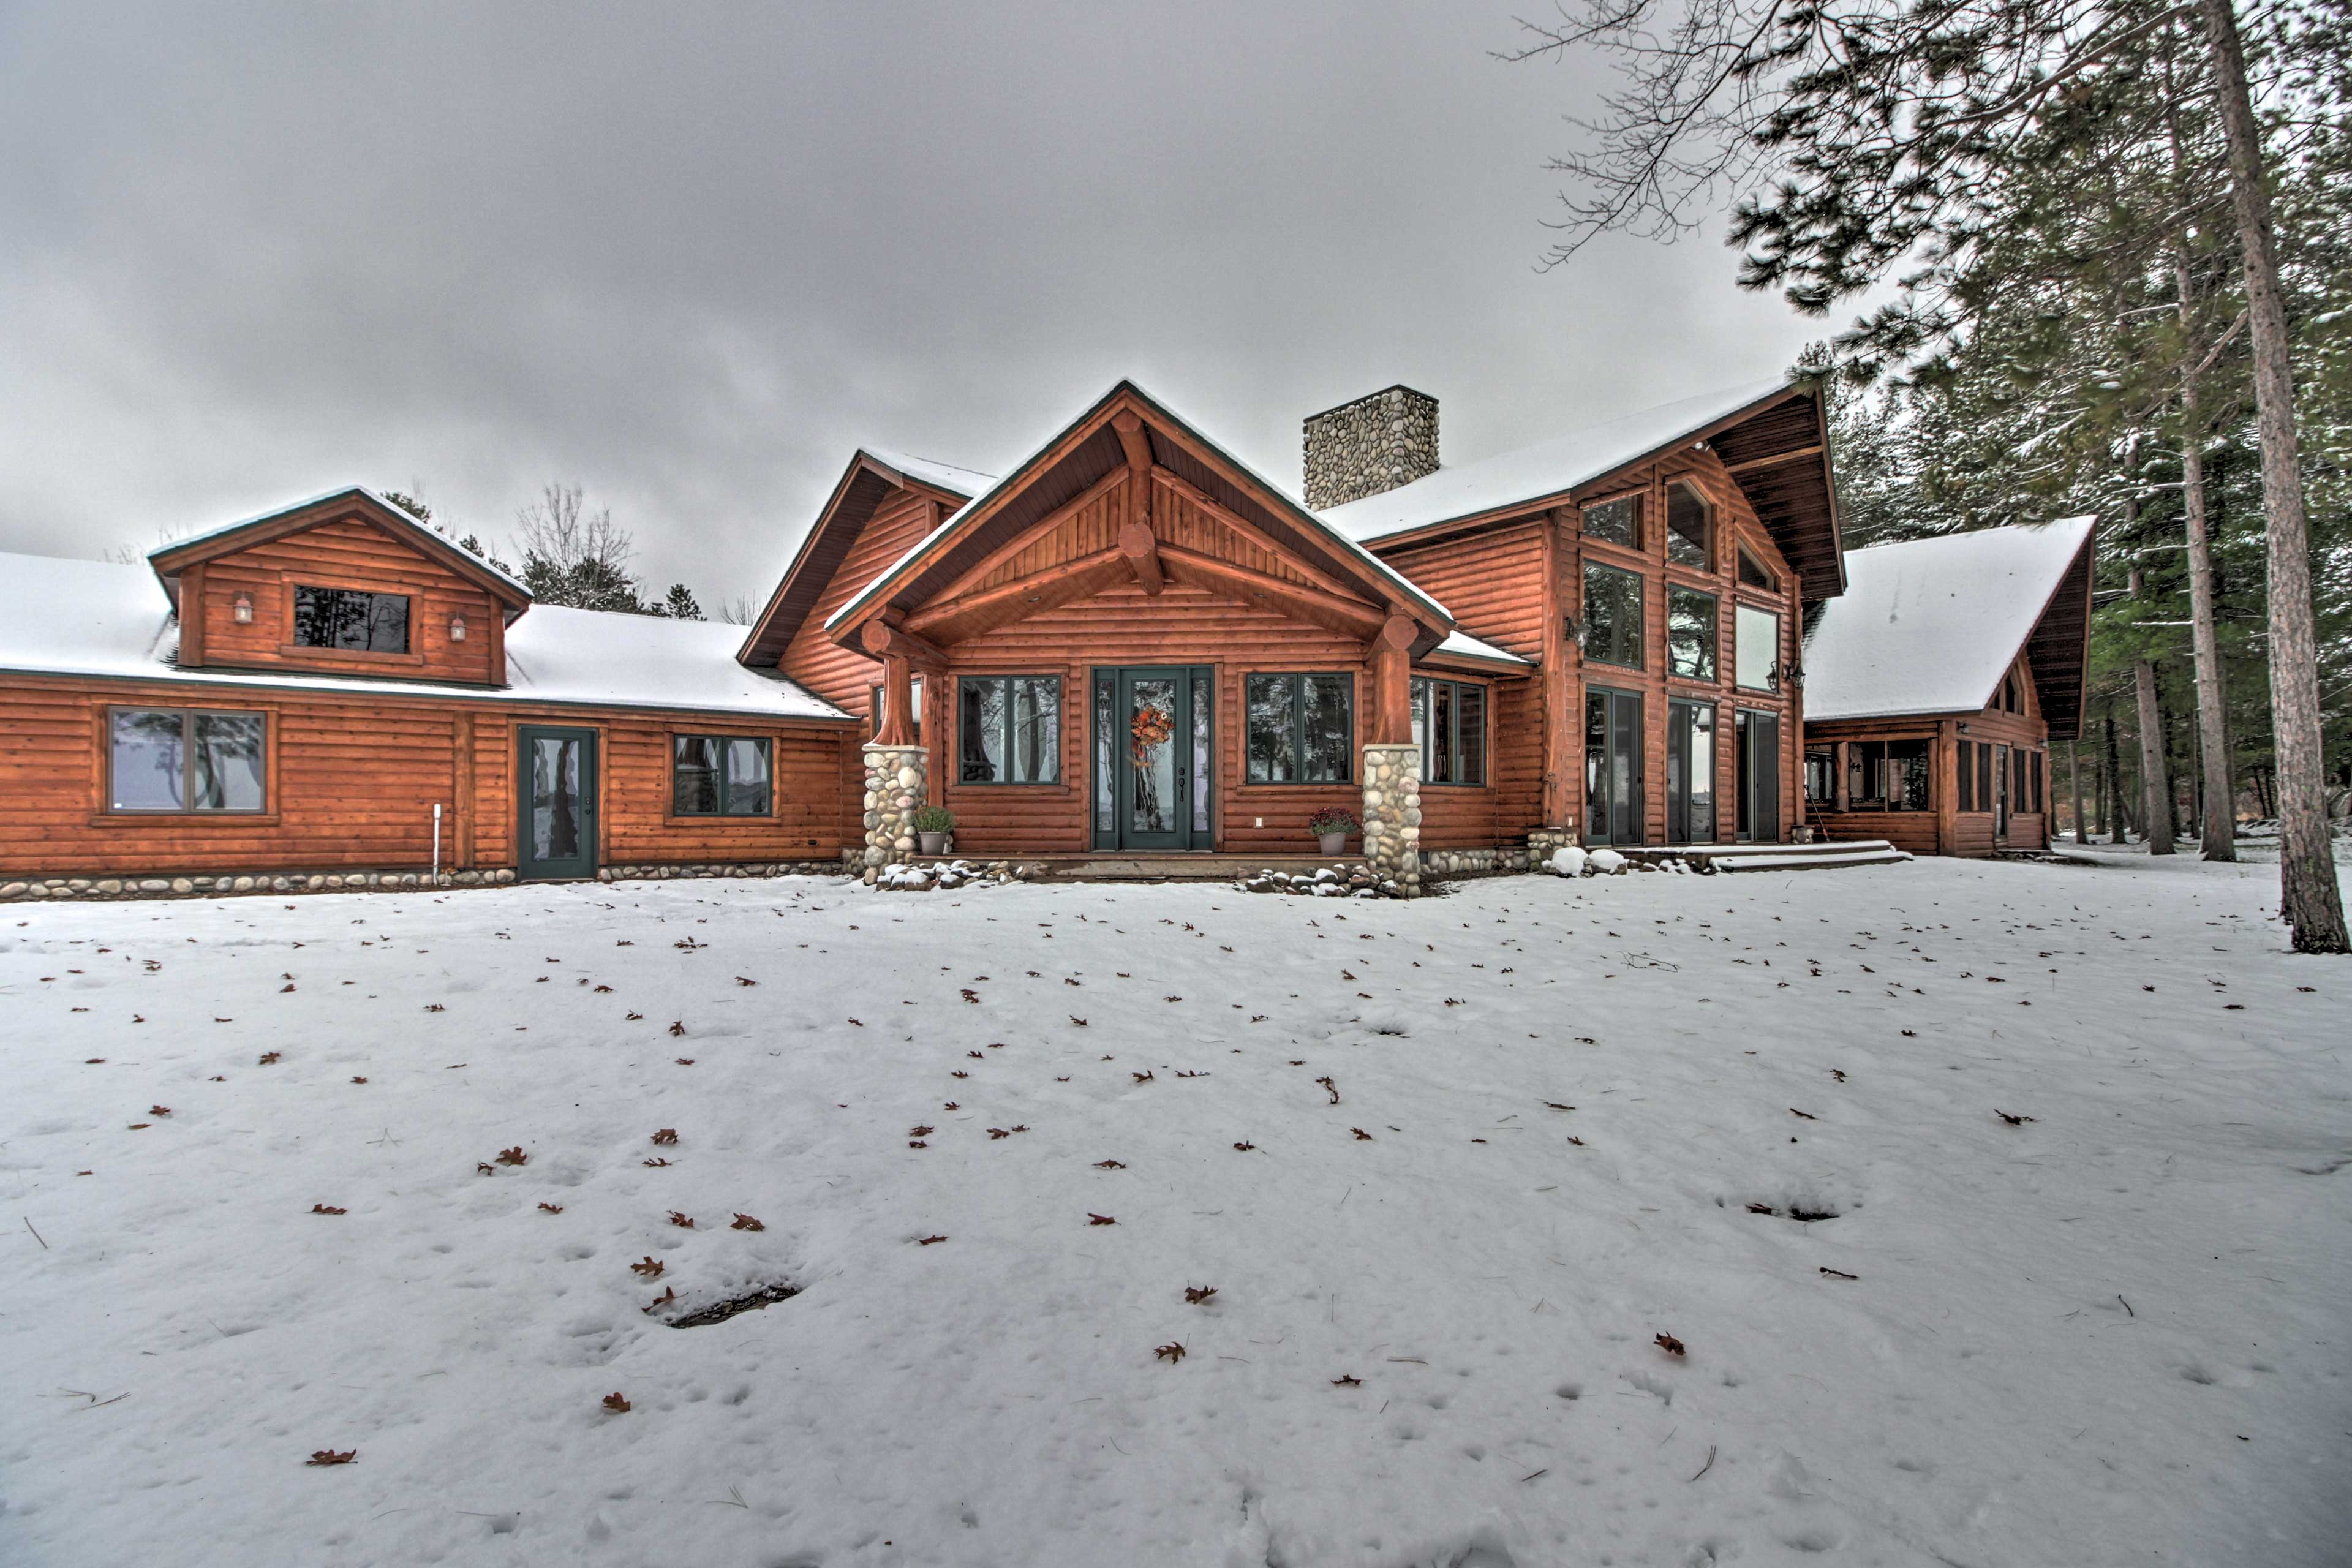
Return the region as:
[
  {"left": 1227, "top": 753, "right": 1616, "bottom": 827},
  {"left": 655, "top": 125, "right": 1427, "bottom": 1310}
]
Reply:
[{"left": 1317, "top": 831, "right": 1348, "bottom": 856}]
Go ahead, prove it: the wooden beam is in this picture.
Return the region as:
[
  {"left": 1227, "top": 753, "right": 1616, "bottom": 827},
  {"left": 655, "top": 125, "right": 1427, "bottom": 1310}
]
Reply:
[
  {"left": 859, "top": 618, "right": 948, "bottom": 668},
  {"left": 176, "top": 561, "right": 208, "bottom": 668},
  {"left": 1112, "top": 409, "right": 1153, "bottom": 476},
  {"left": 1155, "top": 544, "right": 1387, "bottom": 639},
  {"left": 1150, "top": 467, "right": 1384, "bottom": 610},
  {"left": 875, "top": 652, "right": 918, "bottom": 747},
  {"left": 924, "top": 466, "right": 1130, "bottom": 608},
  {"left": 1118, "top": 519, "right": 1163, "bottom": 595},
  {"left": 1366, "top": 616, "right": 1413, "bottom": 745},
  {"left": 903, "top": 548, "right": 1129, "bottom": 641},
  {"left": 1722, "top": 442, "right": 1825, "bottom": 476}
]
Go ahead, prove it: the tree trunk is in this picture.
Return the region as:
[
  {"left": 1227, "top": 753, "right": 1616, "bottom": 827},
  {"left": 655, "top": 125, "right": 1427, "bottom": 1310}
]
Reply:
[
  {"left": 2199, "top": 0, "right": 2348, "bottom": 949},
  {"left": 2128, "top": 551, "right": 2176, "bottom": 856},
  {"left": 2070, "top": 739, "right": 2087, "bottom": 845},
  {"left": 2104, "top": 706, "right": 2132, "bottom": 842},
  {"left": 2174, "top": 293, "right": 2236, "bottom": 858}
]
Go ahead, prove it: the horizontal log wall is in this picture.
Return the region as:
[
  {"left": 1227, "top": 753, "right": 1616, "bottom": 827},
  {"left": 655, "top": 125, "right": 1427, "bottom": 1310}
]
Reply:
[
  {"left": 191, "top": 518, "right": 503, "bottom": 685},
  {"left": 0, "top": 673, "right": 854, "bottom": 878}
]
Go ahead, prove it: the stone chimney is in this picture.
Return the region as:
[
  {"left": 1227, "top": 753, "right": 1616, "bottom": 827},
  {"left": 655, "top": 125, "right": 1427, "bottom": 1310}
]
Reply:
[{"left": 1302, "top": 385, "right": 1439, "bottom": 511}]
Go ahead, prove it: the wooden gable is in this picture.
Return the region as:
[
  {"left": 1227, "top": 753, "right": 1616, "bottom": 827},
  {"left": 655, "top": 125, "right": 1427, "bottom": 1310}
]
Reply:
[{"left": 150, "top": 491, "right": 529, "bottom": 687}]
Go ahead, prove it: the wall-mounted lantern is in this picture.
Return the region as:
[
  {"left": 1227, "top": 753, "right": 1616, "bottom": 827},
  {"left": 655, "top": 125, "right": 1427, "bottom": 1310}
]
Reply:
[
  {"left": 232, "top": 591, "right": 254, "bottom": 624},
  {"left": 448, "top": 612, "right": 468, "bottom": 642}
]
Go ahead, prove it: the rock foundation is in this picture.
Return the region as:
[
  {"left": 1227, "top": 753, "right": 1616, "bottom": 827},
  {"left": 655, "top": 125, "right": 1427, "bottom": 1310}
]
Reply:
[
  {"left": 1358, "top": 742, "right": 1423, "bottom": 897},
  {"left": 861, "top": 742, "right": 929, "bottom": 881},
  {"left": 1420, "top": 846, "right": 1533, "bottom": 877}
]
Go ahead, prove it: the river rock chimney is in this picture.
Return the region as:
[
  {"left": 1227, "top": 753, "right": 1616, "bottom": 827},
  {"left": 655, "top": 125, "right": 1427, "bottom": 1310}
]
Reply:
[{"left": 1302, "top": 385, "right": 1439, "bottom": 511}]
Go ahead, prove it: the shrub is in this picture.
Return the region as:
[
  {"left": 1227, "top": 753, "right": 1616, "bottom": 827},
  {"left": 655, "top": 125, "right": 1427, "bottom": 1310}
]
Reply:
[
  {"left": 911, "top": 805, "right": 956, "bottom": 834},
  {"left": 1306, "top": 807, "right": 1360, "bottom": 837}
]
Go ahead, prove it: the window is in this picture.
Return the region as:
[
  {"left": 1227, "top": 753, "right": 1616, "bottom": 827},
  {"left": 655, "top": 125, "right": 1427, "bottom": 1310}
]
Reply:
[
  {"left": 1582, "top": 563, "right": 1644, "bottom": 669},
  {"left": 1582, "top": 494, "right": 1641, "bottom": 550},
  {"left": 672, "top": 735, "right": 770, "bottom": 816},
  {"left": 1411, "top": 678, "right": 1487, "bottom": 785},
  {"left": 292, "top": 586, "right": 409, "bottom": 653},
  {"left": 1737, "top": 546, "right": 1777, "bottom": 591},
  {"left": 1667, "top": 586, "right": 1717, "bottom": 680},
  {"left": 1735, "top": 605, "right": 1781, "bottom": 690},
  {"left": 1844, "top": 739, "right": 1931, "bottom": 810},
  {"left": 1975, "top": 741, "right": 1994, "bottom": 810},
  {"left": 1958, "top": 741, "right": 1975, "bottom": 812},
  {"left": 959, "top": 676, "right": 1061, "bottom": 783},
  {"left": 869, "top": 676, "right": 923, "bottom": 743},
  {"left": 2012, "top": 745, "right": 2029, "bottom": 813},
  {"left": 1804, "top": 748, "right": 1834, "bottom": 803},
  {"left": 108, "top": 707, "right": 266, "bottom": 813},
  {"left": 1667, "top": 483, "right": 1711, "bottom": 568},
  {"left": 1246, "top": 673, "right": 1352, "bottom": 783},
  {"left": 2030, "top": 751, "right": 2045, "bottom": 813}
]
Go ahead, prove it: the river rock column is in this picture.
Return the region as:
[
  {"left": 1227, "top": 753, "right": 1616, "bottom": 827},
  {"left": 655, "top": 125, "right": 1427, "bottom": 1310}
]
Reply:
[
  {"left": 862, "top": 742, "right": 927, "bottom": 881},
  {"left": 1359, "top": 742, "right": 1422, "bottom": 897}
]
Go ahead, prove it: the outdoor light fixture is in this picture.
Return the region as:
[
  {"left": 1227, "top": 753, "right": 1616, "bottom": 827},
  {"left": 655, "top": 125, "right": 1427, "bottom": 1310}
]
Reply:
[
  {"left": 1563, "top": 612, "right": 1586, "bottom": 650},
  {"left": 448, "top": 612, "right": 468, "bottom": 642},
  {"left": 232, "top": 591, "right": 254, "bottom": 624}
]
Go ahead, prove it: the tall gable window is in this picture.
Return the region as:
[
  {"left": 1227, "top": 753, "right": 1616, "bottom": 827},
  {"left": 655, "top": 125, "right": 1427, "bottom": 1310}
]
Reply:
[
  {"left": 1582, "top": 563, "right": 1644, "bottom": 669},
  {"left": 109, "top": 707, "right": 266, "bottom": 813},
  {"left": 1666, "top": 586, "right": 1717, "bottom": 680},
  {"left": 1581, "top": 494, "right": 1641, "bottom": 550},
  {"left": 293, "top": 586, "right": 410, "bottom": 653},
  {"left": 960, "top": 676, "right": 1061, "bottom": 783},
  {"left": 1737, "top": 546, "right": 1778, "bottom": 592},
  {"left": 1246, "top": 673, "right": 1352, "bottom": 783},
  {"left": 673, "top": 735, "right": 771, "bottom": 816},
  {"left": 1666, "top": 483, "right": 1712, "bottom": 568},
  {"left": 1735, "top": 604, "right": 1781, "bottom": 691}
]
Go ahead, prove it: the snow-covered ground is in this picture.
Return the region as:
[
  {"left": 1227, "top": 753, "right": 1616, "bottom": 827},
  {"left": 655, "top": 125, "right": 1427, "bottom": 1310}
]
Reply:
[{"left": 3, "top": 856, "right": 2346, "bottom": 1568}]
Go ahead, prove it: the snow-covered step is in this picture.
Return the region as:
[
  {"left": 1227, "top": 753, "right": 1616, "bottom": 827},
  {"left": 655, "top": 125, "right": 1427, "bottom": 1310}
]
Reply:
[
  {"left": 1619, "top": 840, "right": 1896, "bottom": 860},
  {"left": 1708, "top": 846, "right": 1912, "bottom": 872}
]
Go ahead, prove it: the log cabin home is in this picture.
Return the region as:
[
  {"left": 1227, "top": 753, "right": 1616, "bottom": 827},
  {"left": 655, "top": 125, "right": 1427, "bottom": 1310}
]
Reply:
[
  {"left": 4, "top": 372, "right": 2049, "bottom": 900},
  {"left": 1798, "top": 518, "right": 2097, "bottom": 856}
]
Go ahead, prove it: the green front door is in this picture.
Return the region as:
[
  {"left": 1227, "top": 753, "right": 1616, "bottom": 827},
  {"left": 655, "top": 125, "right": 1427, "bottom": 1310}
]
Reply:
[
  {"left": 1099, "top": 666, "right": 1212, "bottom": 850},
  {"left": 517, "top": 725, "right": 598, "bottom": 880}
]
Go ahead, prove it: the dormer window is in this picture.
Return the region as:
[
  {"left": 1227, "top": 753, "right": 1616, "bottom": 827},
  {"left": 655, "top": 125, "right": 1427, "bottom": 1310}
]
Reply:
[
  {"left": 1737, "top": 546, "right": 1778, "bottom": 592},
  {"left": 1666, "top": 483, "right": 1712, "bottom": 568},
  {"left": 293, "top": 586, "right": 410, "bottom": 654}
]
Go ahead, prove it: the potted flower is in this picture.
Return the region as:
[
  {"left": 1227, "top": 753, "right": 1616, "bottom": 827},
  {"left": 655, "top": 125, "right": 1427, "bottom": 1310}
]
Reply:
[
  {"left": 1307, "top": 806, "right": 1359, "bottom": 857},
  {"left": 911, "top": 804, "right": 956, "bottom": 857}
]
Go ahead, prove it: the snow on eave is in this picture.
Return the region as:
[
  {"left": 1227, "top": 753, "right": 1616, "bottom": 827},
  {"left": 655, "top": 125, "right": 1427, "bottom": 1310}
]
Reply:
[
  {"left": 1321, "top": 378, "right": 1799, "bottom": 546},
  {"left": 1422, "top": 630, "right": 1533, "bottom": 673},
  {"left": 0, "top": 551, "right": 850, "bottom": 723},
  {"left": 824, "top": 380, "right": 1453, "bottom": 638},
  {"left": 1798, "top": 517, "right": 2095, "bottom": 724},
  {"left": 147, "top": 485, "right": 534, "bottom": 603}
]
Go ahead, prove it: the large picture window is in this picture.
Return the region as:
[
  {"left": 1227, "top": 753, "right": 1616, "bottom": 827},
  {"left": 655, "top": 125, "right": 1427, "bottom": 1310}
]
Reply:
[
  {"left": 1245, "top": 673, "right": 1352, "bottom": 783},
  {"left": 673, "top": 735, "right": 771, "bottom": 816},
  {"left": 108, "top": 707, "right": 266, "bottom": 813},
  {"left": 1666, "top": 483, "right": 1711, "bottom": 568},
  {"left": 1582, "top": 563, "right": 1644, "bottom": 669},
  {"left": 1846, "top": 739, "right": 1931, "bottom": 810},
  {"left": 293, "top": 586, "right": 410, "bottom": 653},
  {"left": 1735, "top": 604, "right": 1781, "bottom": 691},
  {"left": 1581, "top": 494, "right": 1641, "bottom": 549},
  {"left": 1411, "top": 678, "right": 1487, "bottom": 786},
  {"left": 1667, "top": 586, "right": 1717, "bottom": 680},
  {"left": 959, "top": 675, "right": 1060, "bottom": 783},
  {"left": 1957, "top": 741, "right": 1976, "bottom": 812}
]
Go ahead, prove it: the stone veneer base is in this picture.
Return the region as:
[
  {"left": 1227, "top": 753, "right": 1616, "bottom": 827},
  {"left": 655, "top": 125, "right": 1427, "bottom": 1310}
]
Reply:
[
  {"left": 861, "top": 741, "right": 930, "bottom": 881},
  {"left": 0, "top": 859, "right": 858, "bottom": 903},
  {"left": 1358, "top": 742, "right": 1423, "bottom": 897}
]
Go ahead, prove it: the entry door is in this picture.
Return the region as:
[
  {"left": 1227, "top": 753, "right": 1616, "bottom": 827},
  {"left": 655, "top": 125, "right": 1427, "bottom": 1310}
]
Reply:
[
  {"left": 1736, "top": 710, "right": 1782, "bottom": 844},
  {"left": 1108, "top": 667, "right": 1212, "bottom": 850},
  {"left": 1666, "top": 699, "right": 1717, "bottom": 844},
  {"left": 1992, "top": 743, "right": 2011, "bottom": 843},
  {"left": 518, "top": 726, "right": 598, "bottom": 880},
  {"left": 1584, "top": 687, "right": 1643, "bottom": 845}
]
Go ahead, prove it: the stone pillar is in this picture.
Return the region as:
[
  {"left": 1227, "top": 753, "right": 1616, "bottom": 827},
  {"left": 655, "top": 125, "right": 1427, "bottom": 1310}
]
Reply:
[
  {"left": 862, "top": 742, "right": 927, "bottom": 881},
  {"left": 1359, "top": 742, "right": 1422, "bottom": 897}
]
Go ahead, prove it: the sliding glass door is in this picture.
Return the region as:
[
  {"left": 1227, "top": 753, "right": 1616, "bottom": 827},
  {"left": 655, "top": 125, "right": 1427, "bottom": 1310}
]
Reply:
[
  {"left": 1585, "top": 687, "right": 1643, "bottom": 845},
  {"left": 1666, "top": 699, "right": 1717, "bottom": 844}
]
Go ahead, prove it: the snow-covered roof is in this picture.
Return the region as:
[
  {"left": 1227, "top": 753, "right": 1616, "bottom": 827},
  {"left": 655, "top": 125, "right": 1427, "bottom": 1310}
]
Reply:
[
  {"left": 1427, "top": 630, "right": 1531, "bottom": 669},
  {"left": 0, "top": 552, "right": 848, "bottom": 721},
  {"left": 1321, "top": 379, "right": 1795, "bottom": 545},
  {"left": 858, "top": 448, "right": 995, "bottom": 498},
  {"left": 148, "top": 486, "right": 533, "bottom": 601},
  {"left": 827, "top": 379, "right": 1454, "bottom": 636},
  {"left": 1800, "top": 518, "right": 2095, "bottom": 722}
]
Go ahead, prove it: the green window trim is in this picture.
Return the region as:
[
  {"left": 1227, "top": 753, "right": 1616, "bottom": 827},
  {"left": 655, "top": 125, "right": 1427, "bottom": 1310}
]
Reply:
[
  {"left": 671, "top": 734, "right": 772, "bottom": 816},
  {"left": 959, "top": 674, "right": 1062, "bottom": 784},
  {"left": 1411, "top": 677, "right": 1488, "bottom": 786},
  {"left": 107, "top": 706, "right": 268, "bottom": 813},
  {"left": 1245, "top": 672, "right": 1354, "bottom": 784}
]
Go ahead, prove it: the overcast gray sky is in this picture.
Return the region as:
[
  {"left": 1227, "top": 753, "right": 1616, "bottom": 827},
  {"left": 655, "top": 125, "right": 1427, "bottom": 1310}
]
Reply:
[{"left": 0, "top": 1, "right": 1831, "bottom": 609}]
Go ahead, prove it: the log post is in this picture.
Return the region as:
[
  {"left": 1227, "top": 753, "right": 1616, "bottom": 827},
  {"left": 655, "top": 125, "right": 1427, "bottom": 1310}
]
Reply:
[{"left": 1366, "top": 614, "right": 1414, "bottom": 746}]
